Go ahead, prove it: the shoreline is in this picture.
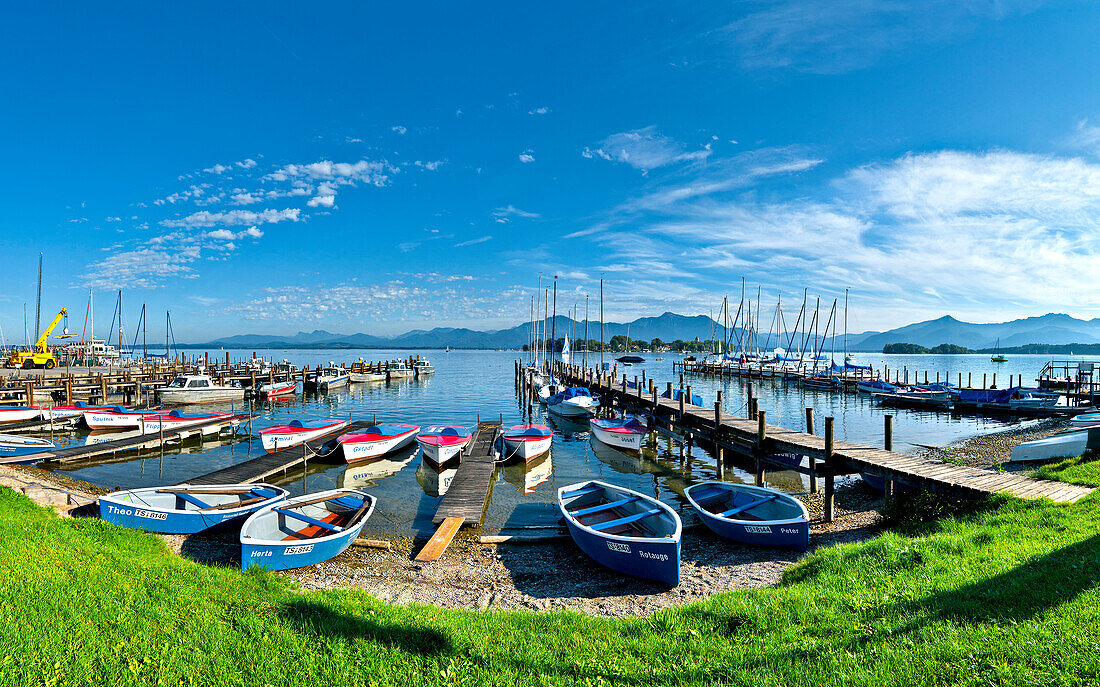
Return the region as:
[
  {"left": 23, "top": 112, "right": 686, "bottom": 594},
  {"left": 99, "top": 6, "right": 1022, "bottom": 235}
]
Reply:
[{"left": 2, "top": 417, "right": 1074, "bottom": 618}]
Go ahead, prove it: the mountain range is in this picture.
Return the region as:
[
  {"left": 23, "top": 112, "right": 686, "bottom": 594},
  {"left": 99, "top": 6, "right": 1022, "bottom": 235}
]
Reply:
[{"left": 180, "top": 312, "right": 1100, "bottom": 351}]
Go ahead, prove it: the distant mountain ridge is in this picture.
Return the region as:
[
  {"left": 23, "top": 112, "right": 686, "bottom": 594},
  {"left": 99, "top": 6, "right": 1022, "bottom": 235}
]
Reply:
[{"left": 181, "top": 312, "right": 1100, "bottom": 351}]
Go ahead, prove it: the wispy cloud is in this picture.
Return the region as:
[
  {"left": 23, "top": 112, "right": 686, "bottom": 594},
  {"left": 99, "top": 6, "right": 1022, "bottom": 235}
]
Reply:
[
  {"left": 492, "top": 205, "right": 541, "bottom": 223},
  {"left": 455, "top": 235, "right": 492, "bottom": 247},
  {"left": 723, "top": 0, "right": 1043, "bottom": 75},
  {"left": 582, "top": 126, "right": 710, "bottom": 174},
  {"left": 528, "top": 107, "right": 550, "bottom": 115},
  {"left": 391, "top": 125, "right": 407, "bottom": 135},
  {"left": 518, "top": 150, "right": 535, "bottom": 163},
  {"left": 162, "top": 208, "right": 300, "bottom": 228}
]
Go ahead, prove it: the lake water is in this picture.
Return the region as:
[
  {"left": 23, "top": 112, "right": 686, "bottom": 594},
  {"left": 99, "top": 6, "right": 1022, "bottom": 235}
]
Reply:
[{"left": 41, "top": 349, "right": 1067, "bottom": 539}]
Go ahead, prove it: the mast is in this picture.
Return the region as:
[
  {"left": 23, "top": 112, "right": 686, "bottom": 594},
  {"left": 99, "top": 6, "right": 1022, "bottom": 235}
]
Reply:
[
  {"left": 551, "top": 276, "right": 557, "bottom": 357},
  {"left": 844, "top": 288, "right": 849, "bottom": 360},
  {"left": 117, "top": 290, "right": 124, "bottom": 356},
  {"left": 584, "top": 295, "right": 589, "bottom": 368},
  {"left": 722, "top": 296, "right": 728, "bottom": 355},
  {"left": 543, "top": 288, "right": 548, "bottom": 371},
  {"left": 34, "top": 253, "right": 42, "bottom": 341},
  {"left": 536, "top": 275, "right": 542, "bottom": 369},
  {"left": 755, "top": 286, "right": 762, "bottom": 357},
  {"left": 599, "top": 278, "right": 604, "bottom": 368},
  {"left": 166, "top": 311, "right": 171, "bottom": 361}
]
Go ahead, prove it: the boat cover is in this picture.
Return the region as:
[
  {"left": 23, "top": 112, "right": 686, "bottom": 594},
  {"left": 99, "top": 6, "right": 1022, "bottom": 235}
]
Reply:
[
  {"left": 660, "top": 389, "right": 704, "bottom": 406},
  {"left": 548, "top": 387, "right": 594, "bottom": 404}
]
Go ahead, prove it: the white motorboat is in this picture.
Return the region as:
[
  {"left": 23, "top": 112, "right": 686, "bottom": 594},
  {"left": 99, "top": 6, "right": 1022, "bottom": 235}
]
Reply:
[
  {"left": 0, "top": 434, "right": 56, "bottom": 463},
  {"left": 500, "top": 424, "right": 553, "bottom": 463},
  {"left": 413, "top": 360, "right": 435, "bottom": 377},
  {"left": 537, "top": 382, "right": 565, "bottom": 404},
  {"left": 338, "top": 424, "right": 420, "bottom": 463},
  {"left": 259, "top": 419, "right": 349, "bottom": 453},
  {"left": 258, "top": 380, "right": 296, "bottom": 397},
  {"left": 306, "top": 366, "right": 349, "bottom": 391},
  {"left": 139, "top": 410, "right": 238, "bottom": 435},
  {"left": 386, "top": 360, "right": 413, "bottom": 380},
  {"left": 546, "top": 387, "right": 600, "bottom": 418},
  {"left": 589, "top": 416, "right": 649, "bottom": 452},
  {"left": 156, "top": 374, "right": 246, "bottom": 405},
  {"left": 349, "top": 370, "right": 386, "bottom": 383}
]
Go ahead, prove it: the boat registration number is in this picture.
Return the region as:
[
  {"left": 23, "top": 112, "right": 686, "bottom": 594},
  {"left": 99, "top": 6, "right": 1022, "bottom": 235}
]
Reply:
[
  {"left": 606, "top": 541, "right": 631, "bottom": 554},
  {"left": 134, "top": 509, "right": 167, "bottom": 521},
  {"left": 285, "top": 544, "right": 315, "bottom": 555},
  {"left": 744, "top": 525, "right": 772, "bottom": 534}
]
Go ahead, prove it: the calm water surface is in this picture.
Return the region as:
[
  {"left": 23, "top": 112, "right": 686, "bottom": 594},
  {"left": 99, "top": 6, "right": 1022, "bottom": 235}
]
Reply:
[{"left": 42, "top": 349, "right": 1066, "bottom": 539}]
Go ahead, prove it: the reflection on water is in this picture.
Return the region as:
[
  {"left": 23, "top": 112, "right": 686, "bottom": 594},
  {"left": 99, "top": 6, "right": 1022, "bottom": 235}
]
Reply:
[
  {"left": 40, "top": 349, "right": 1056, "bottom": 538},
  {"left": 416, "top": 458, "right": 458, "bottom": 497}
]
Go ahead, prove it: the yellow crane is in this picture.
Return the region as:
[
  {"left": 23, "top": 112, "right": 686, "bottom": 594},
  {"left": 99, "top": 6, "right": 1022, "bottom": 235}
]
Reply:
[{"left": 7, "top": 308, "right": 75, "bottom": 369}]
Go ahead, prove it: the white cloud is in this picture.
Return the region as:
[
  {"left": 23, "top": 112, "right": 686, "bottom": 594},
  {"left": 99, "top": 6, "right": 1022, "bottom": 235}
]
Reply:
[
  {"left": 414, "top": 160, "right": 445, "bottom": 171},
  {"left": 237, "top": 159, "right": 257, "bottom": 169},
  {"left": 392, "top": 125, "right": 407, "bottom": 135},
  {"left": 492, "top": 205, "right": 541, "bottom": 223},
  {"left": 583, "top": 126, "right": 710, "bottom": 173},
  {"left": 528, "top": 107, "right": 550, "bottom": 115},
  {"left": 518, "top": 151, "right": 535, "bottom": 163},
  {"left": 307, "top": 194, "right": 335, "bottom": 208},
  {"left": 230, "top": 192, "right": 262, "bottom": 205},
  {"left": 455, "top": 235, "right": 492, "bottom": 247},
  {"left": 206, "top": 229, "right": 236, "bottom": 240},
  {"left": 163, "top": 208, "right": 300, "bottom": 228},
  {"left": 205, "top": 226, "right": 265, "bottom": 240},
  {"left": 204, "top": 163, "right": 230, "bottom": 174}
]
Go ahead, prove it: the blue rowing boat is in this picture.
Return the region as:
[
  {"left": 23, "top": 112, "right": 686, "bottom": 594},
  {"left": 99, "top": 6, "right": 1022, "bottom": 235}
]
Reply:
[
  {"left": 240, "top": 488, "right": 375, "bottom": 571},
  {"left": 558, "top": 480, "right": 681, "bottom": 586},
  {"left": 99, "top": 483, "right": 289, "bottom": 534},
  {"left": 684, "top": 481, "right": 808, "bottom": 551}
]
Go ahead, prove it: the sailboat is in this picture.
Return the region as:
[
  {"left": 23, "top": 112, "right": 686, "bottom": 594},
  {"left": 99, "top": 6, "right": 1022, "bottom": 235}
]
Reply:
[{"left": 991, "top": 338, "right": 1008, "bottom": 363}]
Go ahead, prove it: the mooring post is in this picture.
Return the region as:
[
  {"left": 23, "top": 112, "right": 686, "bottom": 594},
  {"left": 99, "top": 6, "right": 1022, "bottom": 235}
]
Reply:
[
  {"left": 884, "top": 413, "right": 895, "bottom": 503},
  {"left": 824, "top": 416, "right": 835, "bottom": 523},
  {"left": 805, "top": 407, "right": 817, "bottom": 492},
  {"left": 685, "top": 385, "right": 693, "bottom": 407},
  {"left": 992, "top": 373, "right": 997, "bottom": 389},
  {"left": 747, "top": 384, "right": 755, "bottom": 419},
  {"left": 982, "top": 373, "right": 987, "bottom": 389},
  {"left": 756, "top": 410, "right": 767, "bottom": 486},
  {"left": 749, "top": 397, "right": 758, "bottom": 421}
]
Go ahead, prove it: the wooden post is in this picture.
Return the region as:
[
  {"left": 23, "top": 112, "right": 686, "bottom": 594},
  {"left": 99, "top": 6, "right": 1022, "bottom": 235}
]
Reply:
[
  {"left": 99, "top": 375, "right": 107, "bottom": 404},
  {"left": 714, "top": 397, "right": 724, "bottom": 478},
  {"left": 824, "top": 417, "right": 835, "bottom": 523},
  {"left": 959, "top": 372, "right": 962, "bottom": 389},
  {"left": 755, "top": 410, "right": 767, "bottom": 486},
  {"left": 806, "top": 406, "right": 817, "bottom": 493},
  {"left": 884, "top": 414, "right": 893, "bottom": 452},
  {"left": 65, "top": 379, "right": 72, "bottom": 405},
  {"left": 982, "top": 373, "right": 987, "bottom": 389},
  {"left": 749, "top": 397, "right": 758, "bottom": 421},
  {"left": 685, "top": 385, "right": 692, "bottom": 407},
  {"left": 666, "top": 381, "right": 673, "bottom": 399},
  {"left": 992, "top": 373, "right": 997, "bottom": 389},
  {"left": 678, "top": 390, "right": 685, "bottom": 418}
]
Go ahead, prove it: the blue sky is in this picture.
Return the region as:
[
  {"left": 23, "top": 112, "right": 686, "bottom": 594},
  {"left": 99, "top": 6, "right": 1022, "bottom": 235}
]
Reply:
[{"left": 3, "top": 1, "right": 1100, "bottom": 342}]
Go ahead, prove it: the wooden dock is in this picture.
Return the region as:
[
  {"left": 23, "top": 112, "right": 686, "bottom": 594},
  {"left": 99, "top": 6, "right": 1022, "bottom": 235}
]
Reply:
[
  {"left": 416, "top": 420, "right": 502, "bottom": 561},
  {"left": 554, "top": 363, "right": 1093, "bottom": 511},
  {"left": 25, "top": 415, "right": 247, "bottom": 465},
  {"left": 186, "top": 419, "right": 376, "bottom": 485}
]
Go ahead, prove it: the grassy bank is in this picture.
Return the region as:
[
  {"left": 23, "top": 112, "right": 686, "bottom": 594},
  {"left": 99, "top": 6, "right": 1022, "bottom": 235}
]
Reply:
[{"left": 2, "top": 470, "right": 1100, "bottom": 686}]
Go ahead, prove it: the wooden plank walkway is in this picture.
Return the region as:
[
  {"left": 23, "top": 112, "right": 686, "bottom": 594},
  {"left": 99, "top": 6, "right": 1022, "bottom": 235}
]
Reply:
[
  {"left": 25, "top": 415, "right": 247, "bottom": 465},
  {"left": 432, "top": 420, "right": 502, "bottom": 525},
  {"left": 415, "top": 517, "right": 464, "bottom": 561},
  {"left": 187, "top": 419, "right": 375, "bottom": 485},
  {"left": 560, "top": 365, "right": 1093, "bottom": 504}
]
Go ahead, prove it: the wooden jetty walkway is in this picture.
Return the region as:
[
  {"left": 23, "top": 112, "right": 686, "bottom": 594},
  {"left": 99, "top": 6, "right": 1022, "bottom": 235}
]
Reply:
[
  {"left": 187, "top": 420, "right": 376, "bottom": 485},
  {"left": 547, "top": 362, "right": 1093, "bottom": 517},
  {"left": 416, "top": 420, "right": 502, "bottom": 561},
  {"left": 25, "top": 415, "right": 247, "bottom": 466}
]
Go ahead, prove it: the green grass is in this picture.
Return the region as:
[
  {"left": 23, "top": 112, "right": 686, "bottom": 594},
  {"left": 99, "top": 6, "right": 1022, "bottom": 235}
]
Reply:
[{"left": 3, "top": 472, "right": 1100, "bottom": 686}]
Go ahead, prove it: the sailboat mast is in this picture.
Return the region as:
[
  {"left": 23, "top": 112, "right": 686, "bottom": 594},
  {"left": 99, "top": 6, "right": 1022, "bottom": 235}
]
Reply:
[
  {"left": 551, "top": 276, "right": 557, "bottom": 357},
  {"left": 117, "top": 290, "right": 124, "bottom": 357},
  {"left": 599, "top": 278, "right": 604, "bottom": 368},
  {"left": 844, "top": 288, "right": 849, "bottom": 360},
  {"left": 166, "top": 311, "right": 171, "bottom": 362},
  {"left": 584, "top": 295, "right": 589, "bottom": 368},
  {"left": 755, "top": 286, "right": 762, "bottom": 357}
]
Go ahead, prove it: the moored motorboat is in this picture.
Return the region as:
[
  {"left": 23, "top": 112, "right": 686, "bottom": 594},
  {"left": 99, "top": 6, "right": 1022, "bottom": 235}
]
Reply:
[
  {"left": 386, "top": 360, "right": 413, "bottom": 380},
  {"left": 139, "top": 410, "right": 237, "bottom": 435},
  {"left": 306, "top": 366, "right": 350, "bottom": 391},
  {"left": 349, "top": 370, "right": 387, "bottom": 383},
  {"left": 546, "top": 387, "right": 600, "bottom": 418},
  {"left": 240, "top": 489, "right": 375, "bottom": 571},
  {"left": 856, "top": 379, "right": 899, "bottom": 394},
  {"left": 338, "top": 424, "right": 420, "bottom": 463},
  {"left": 558, "top": 480, "right": 681, "bottom": 585},
  {"left": 413, "top": 359, "right": 435, "bottom": 377},
  {"left": 874, "top": 389, "right": 952, "bottom": 410},
  {"left": 801, "top": 375, "right": 842, "bottom": 391},
  {"left": 258, "top": 380, "right": 296, "bottom": 397},
  {"left": 589, "top": 416, "right": 649, "bottom": 452},
  {"left": 684, "top": 481, "right": 808, "bottom": 551},
  {"left": 0, "top": 406, "right": 48, "bottom": 424},
  {"left": 155, "top": 374, "right": 246, "bottom": 405},
  {"left": 0, "top": 434, "right": 56, "bottom": 463},
  {"left": 417, "top": 425, "right": 471, "bottom": 466},
  {"left": 259, "top": 419, "right": 349, "bottom": 453},
  {"left": 1009, "top": 429, "right": 1092, "bottom": 462},
  {"left": 99, "top": 483, "right": 288, "bottom": 534},
  {"left": 500, "top": 424, "right": 552, "bottom": 462}
]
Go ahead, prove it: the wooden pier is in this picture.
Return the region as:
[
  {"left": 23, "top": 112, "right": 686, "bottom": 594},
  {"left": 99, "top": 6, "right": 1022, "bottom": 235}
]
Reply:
[
  {"left": 416, "top": 420, "right": 502, "bottom": 561},
  {"left": 552, "top": 362, "right": 1093, "bottom": 517},
  {"left": 186, "top": 420, "right": 376, "bottom": 485},
  {"left": 25, "top": 415, "right": 247, "bottom": 465}
]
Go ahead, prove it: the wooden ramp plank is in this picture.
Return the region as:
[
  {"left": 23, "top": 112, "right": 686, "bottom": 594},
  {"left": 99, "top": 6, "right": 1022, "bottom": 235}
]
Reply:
[{"left": 415, "top": 517, "right": 464, "bottom": 561}]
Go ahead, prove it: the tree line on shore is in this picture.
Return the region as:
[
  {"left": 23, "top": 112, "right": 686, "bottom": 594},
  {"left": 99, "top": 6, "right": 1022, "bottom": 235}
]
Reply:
[{"left": 883, "top": 342, "right": 1100, "bottom": 354}]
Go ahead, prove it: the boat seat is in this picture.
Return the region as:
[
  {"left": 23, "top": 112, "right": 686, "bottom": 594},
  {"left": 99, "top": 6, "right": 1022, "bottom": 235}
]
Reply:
[
  {"left": 172, "top": 492, "right": 212, "bottom": 509},
  {"left": 274, "top": 508, "right": 345, "bottom": 534},
  {"left": 250, "top": 487, "right": 279, "bottom": 499},
  {"left": 590, "top": 508, "right": 663, "bottom": 531},
  {"left": 201, "top": 495, "right": 267, "bottom": 511},
  {"left": 689, "top": 487, "right": 728, "bottom": 503},
  {"left": 571, "top": 496, "right": 640, "bottom": 517},
  {"left": 719, "top": 494, "right": 780, "bottom": 519},
  {"left": 561, "top": 485, "right": 603, "bottom": 500},
  {"left": 331, "top": 496, "right": 366, "bottom": 510}
]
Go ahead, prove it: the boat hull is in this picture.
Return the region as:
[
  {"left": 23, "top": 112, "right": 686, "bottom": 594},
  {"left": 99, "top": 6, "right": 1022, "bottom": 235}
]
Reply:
[
  {"left": 157, "top": 388, "right": 246, "bottom": 404},
  {"left": 99, "top": 484, "right": 288, "bottom": 534},
  {"left": 418, "top": 439, "right": 468, "bottom": 466},
  {"left": 340, "top": 430, "right": 419, "bottom": 463},
  {"left": 589, "top": 421, "right": 647, "bottom": 452},
  {"left": 83, "top": 411, "right": 146, "bottom": 431},
  {"left": 559, "top": 481, "right": 681, "bottom": 586},
  {"left": 0, "top": 435, "right": 55, "bottom": 462},
  {"left": 259, "top": 382, "right": 296, "bottom": 397},
  {"left": 1010, "top": 430, "right": 1090, "bottom": 462},
  {"left": 0, "top": 408, "right": 44, "bottom": 424},
  {"left": 260, "top": 421, "right": 348, "bottom": 453},
  {"left": 240, "top": 489, "right": 374, "bottom": 571},
  {"left": 548, "top": 398, "right": 599, "bottom": 417},
  {"left": 685, "top": 482, "right": 809, "bottom": 551},
  {"left": 140, "top": 414, "right": 233, "bottom": 435},
  {"left": 348, "top": 372, "right": 386, "bottom": 383},
  {"left": 501, "top": 436, "right": 552, "bottom": 462}
]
